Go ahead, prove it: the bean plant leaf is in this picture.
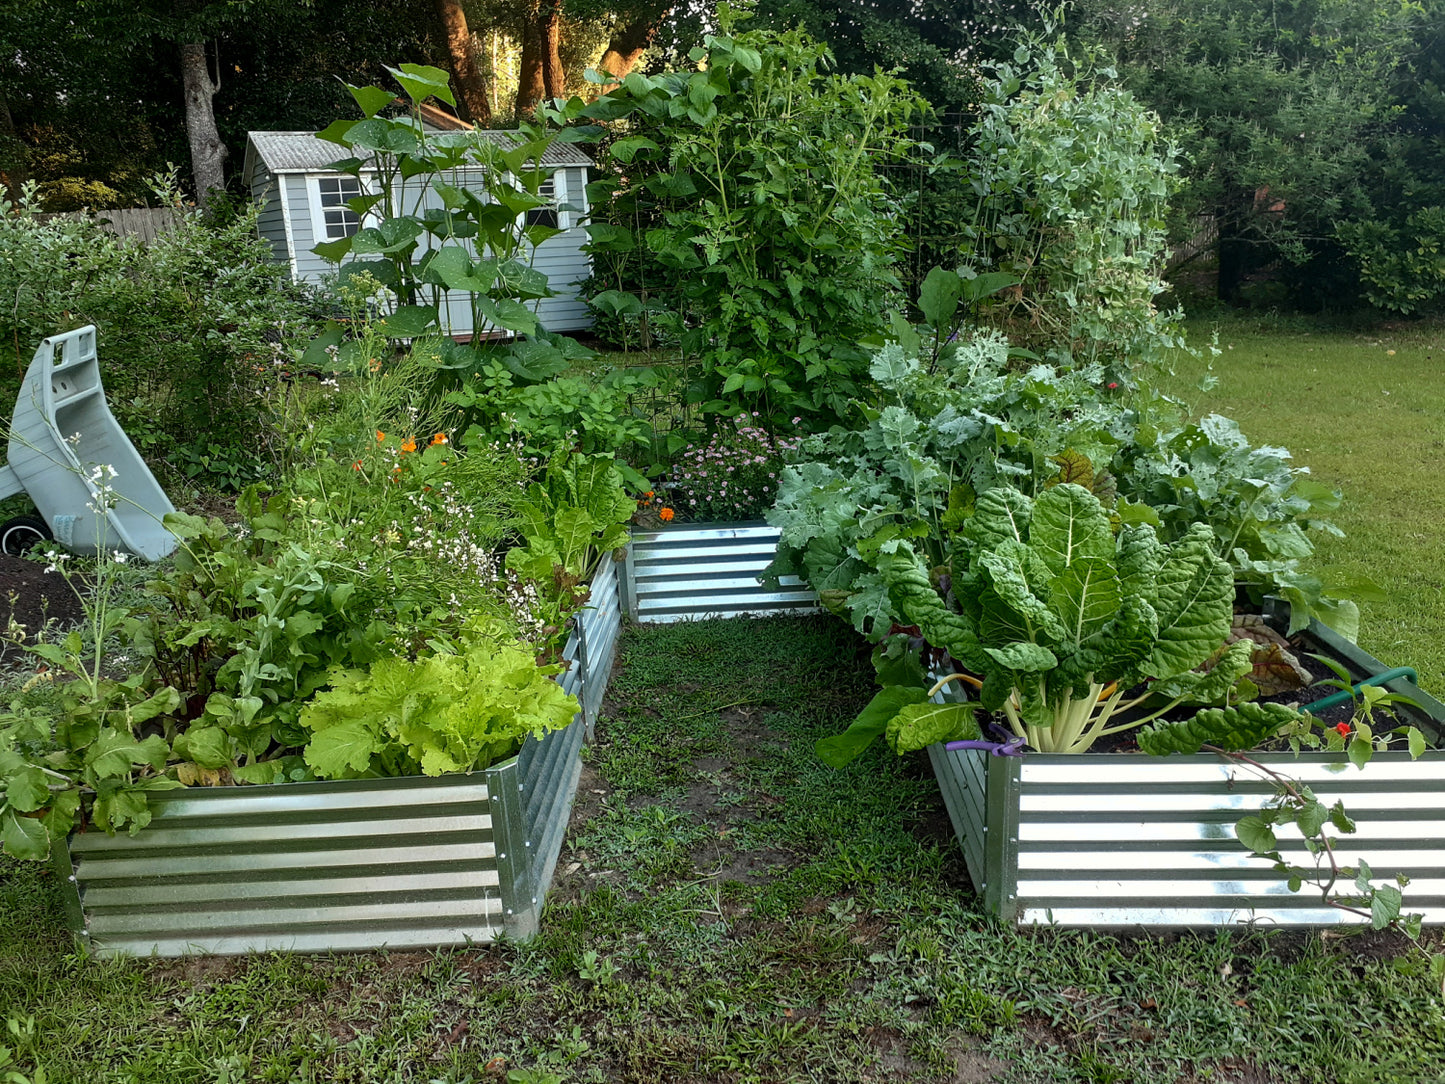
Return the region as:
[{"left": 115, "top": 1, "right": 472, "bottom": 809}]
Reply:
[
  {"left": 918, "top": 267, "right": 963, "bottom": 330},
  {"left": 1235, "top": 814, "right": 1277, "bottom": 854}
]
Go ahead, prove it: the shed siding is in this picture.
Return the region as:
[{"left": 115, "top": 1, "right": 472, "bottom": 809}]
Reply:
[
  {"left": 251, "top": 168, "right": 290, "bottom": 265},
  {"left": 255, "top": 153, "right": 592, "bottom": 333},
  {"left": 286, "top": 174, "right": 332, "bottom": 283}
]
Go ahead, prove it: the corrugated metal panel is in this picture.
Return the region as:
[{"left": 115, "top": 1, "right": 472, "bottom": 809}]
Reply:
[
  {"left": 626, "top": 525, "right": 819, "bottom": 622},
  {"left": 578, "top": 554, "right": 624, "bottom": 721},
  {"left": 937, "top": 748, "right": 1445, "bottom": 928},
  {"left": 66, "top": 774, "right": 503, "bottom": 957},
  {"left": 929, "top": 612, "right": 1445, "bottom": 928},
  {"left": 62, "top": 618, "right": 610, "bottom": 956},
  {"left": 247, "top": 131, "right": 594, "bottom": 174}
]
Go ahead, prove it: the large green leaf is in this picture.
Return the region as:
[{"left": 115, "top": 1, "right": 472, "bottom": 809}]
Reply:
[
  {"left": 376, "top": 305, "right": 438, "bottom": 339},
  {"left": 1050, "top": 555, "right": 1120, "bottom": 646},
  {"left": 1147, "top": 524, "right": 1234, "bottom": 679},
  {"left": 350, "top": 217, "right": 423, "bottom": 256},
  {"left": 918, "top": 267, "right": 963, "bottom": 330},
  {"left": 978, "top": 540, "right": 1065, "bottom": 642},
  {"left": 476, "top": 297, "right": 540, "bottom": 336},
  {"left": 817, "top": 686, "right": 929, "bottom": 768},
  {"left": 983, "top": 642, "right": 1057, "bottom": 672},
  {"left": 347, "top": 83, "right": 396, "bottom": 118},
  {"left": 1, "top": 808, "right": 48, "bottom": 859},
  {"left": 1030, "top": 484, "right": 1114, "bottom": 576},
  {"left": 1136, "top": 702, "right": 1302, "bottom": 756},
  {"left": 886, "top": 701, "right": 980, "bottom": 754},
  {"left": 304, "top": 717, "right": 381, "bottom": 778},
  {"left": 1149, "top": 640, "right": 1255, "bottom": 704},
  {"left": 4, "top": 765, "right": 50, "bottom": 812},
  {"left": 387, "top": 62, "right": 456, "bottom": 107},
  {"left": 966, "top": 487, "right": 1033, "bottom": 548}
]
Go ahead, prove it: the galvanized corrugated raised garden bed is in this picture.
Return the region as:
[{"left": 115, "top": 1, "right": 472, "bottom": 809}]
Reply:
[
  {"left": 929, "top": 610, "right": 1445, "bottom": 928},
  {"left": 52, "top": 553, "right": 626, "bottom": 958},
  {"left": 622, "top": 523, "right": 819, "bottom": 622},
  {"left": 624, "top": 523, "right": 1445, "bottom": 929}
]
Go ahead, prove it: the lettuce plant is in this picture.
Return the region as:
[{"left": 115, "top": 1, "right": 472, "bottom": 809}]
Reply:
[{"left": 822, "top": 483, "right": 1268, "bottom": 761}]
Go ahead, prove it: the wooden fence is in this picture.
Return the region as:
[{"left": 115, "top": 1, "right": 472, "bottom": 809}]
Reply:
[{"left": 37, "top": 208, "right": 180, "bottom": 244}]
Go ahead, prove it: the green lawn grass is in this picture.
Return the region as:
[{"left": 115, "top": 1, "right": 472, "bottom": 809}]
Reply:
[
  {"left": 1166, "top": 316, "right": 1445, "bottom": 694},
  {"left": 5, "top": 616, "right": 1444, "bottom": 1083}
]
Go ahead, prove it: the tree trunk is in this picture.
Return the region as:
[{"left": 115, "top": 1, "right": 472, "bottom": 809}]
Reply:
[
  {"left": 433, "top": 0, "right": 491, "bottom": 126},
  {"left": 515, "top": 12, "right": 546, "bottom": 118},
  {"left": 1216, "top": 188, "right": 1251, "bottom": 303},
  {"left": 595, "top": 9, "right": 671, "bottom": 88},
  {"left": 0, "top": 88, "right": 23, "bottom": 192},
  {"left": 179, "top": 41, "right": 226, "bottom": 211},
  {"left": 539, "top": 0, "right": 566, "bottom": 101}
]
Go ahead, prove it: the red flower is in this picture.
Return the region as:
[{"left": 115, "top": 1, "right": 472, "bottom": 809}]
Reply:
[
  {"left": 1107, "top": 382, "right": 1119, "bottom": 390},
  {"left": 1334, "top": 722, "right": 1351, "bottom": 738}
]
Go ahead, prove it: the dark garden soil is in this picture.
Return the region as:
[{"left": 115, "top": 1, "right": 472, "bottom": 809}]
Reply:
[{"left": 0, "top": 552, "right": 85, "bottom": 643}]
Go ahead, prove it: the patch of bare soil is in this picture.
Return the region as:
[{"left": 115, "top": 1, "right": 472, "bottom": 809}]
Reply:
[{"left": 0, "top": 552, "right": 85, "bottom": 639}]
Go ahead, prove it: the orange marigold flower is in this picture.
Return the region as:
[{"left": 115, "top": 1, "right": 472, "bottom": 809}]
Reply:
[
  {"left": 401, "top": 437, "right": 417, "bottom": 454},
  {"left": 431, "top": 432, "right": 448, "bottom": 445},
  {"left": 376, "top": 430, "right": 386, "bottom": 442},
  {"left": 645, "top": 490, "right": 655, "bottom": 499},
  {"left": 659, "top": 507, "right": 675, "bottom": 522}
]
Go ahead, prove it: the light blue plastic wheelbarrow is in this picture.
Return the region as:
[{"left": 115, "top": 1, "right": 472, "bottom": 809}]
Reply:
[{"left": 0, "top": 326, "right": 177, "bottom": 560}]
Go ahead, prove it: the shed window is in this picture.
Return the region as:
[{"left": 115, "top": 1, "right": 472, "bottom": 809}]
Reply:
[
  {"left": 525, "top": 175, "right": 559, "bottom": 230},
  {"left": 316, "top": 176, "right": 363, "bottom": 239}
]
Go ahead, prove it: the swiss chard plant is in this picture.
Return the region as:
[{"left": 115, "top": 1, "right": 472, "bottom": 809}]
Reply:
[
  {"left": 766, "top": 330, "right": 1131, "bottom": 637},
  {"left": 817, "top": 483, "right": 1271, "bottom": 762}
]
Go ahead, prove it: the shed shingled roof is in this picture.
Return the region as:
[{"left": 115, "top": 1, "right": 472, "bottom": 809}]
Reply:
[{"left": 247, "top": 129, "right": 595, "bottom": 175}]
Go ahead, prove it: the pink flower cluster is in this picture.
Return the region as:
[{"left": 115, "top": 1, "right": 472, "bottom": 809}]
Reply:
[{"left": 665, "top": 414, "right": 804, "bottom": 521}]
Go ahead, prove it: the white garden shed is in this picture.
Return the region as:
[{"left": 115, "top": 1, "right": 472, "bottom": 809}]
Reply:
[{"left": 241, "top": 116, "right": 595, "bottom": 335}]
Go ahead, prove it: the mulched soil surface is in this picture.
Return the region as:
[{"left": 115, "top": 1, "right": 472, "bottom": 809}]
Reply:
[{"left": 0, "top": 553, "right": 85, "bottom": 638}]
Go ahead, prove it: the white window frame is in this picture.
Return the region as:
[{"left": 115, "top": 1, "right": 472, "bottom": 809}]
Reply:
[{"left": 306, "top": 173, "right": 373, "bottom": 243}]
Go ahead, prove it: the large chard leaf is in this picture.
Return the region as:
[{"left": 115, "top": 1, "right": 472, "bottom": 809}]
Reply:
[
  {"left": 1136, "top": 702, "right": 1303, "bottom": 756},
  {"left": 965, "top": 487, "right": 1033, "bottom": 548},
  {"left": 1148, "top": 640, "right": 1255, "bottom": 704},
  {"left": 1115, "top": 524, "right": 1164, "bottom": 608},
  {"left": 1050, "top": 556, "right": 1120, "bottom": 646},
  {"left": 885, "top": 702, "right": 980, "bottom": 754},
  {"left": 978, "top": 541, "right": 1065, "bottom": 642},
  {"left": 879, "top": 550, "right": 986, "bottom": 668},
  {"left": 1029, "top": 483, "right": 1114, "bottom": 576},
  {"left": 1146, "top": 523, "right": 1234, "bottom": 679},
  {"left": 817, "top": 686, "right": 929, "bottom": 767}
]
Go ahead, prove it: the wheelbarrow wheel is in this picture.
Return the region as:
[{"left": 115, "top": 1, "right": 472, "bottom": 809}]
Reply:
[{"left": 0, "top": 515, "right": 52, "bottom": 556}]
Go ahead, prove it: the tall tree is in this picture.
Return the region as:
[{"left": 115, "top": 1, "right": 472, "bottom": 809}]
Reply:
[
  {"left": 76, "top": 0, "right": 321, "bottom": 210},
  {"left": 434, "top": 0, "right": 493, "bottom": 124},
  {"left": 595, "top": 8, "right": 673, "bottom": 82},
  {"left": 1070, "top": 0, "right": 1423, "bottom": 305}
]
